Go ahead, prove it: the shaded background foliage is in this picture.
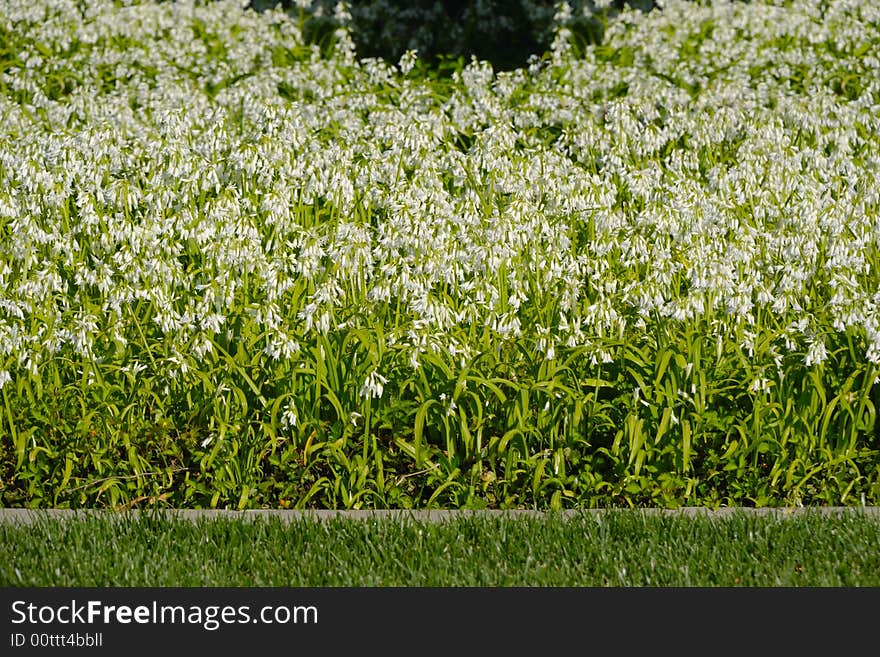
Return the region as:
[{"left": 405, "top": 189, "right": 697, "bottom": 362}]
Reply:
[{"left": 246, "top": 0, "right": 656, "bottom": 70}]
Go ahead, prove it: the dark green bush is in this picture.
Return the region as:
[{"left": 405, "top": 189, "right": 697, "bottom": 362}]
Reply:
[{"left": 247, "top": 0, "right": 653, "bottom": 70}]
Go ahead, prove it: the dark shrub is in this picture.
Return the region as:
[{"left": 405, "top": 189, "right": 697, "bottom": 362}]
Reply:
[{"left": 246, "top": 0, "right": 653, "bottom": 70}]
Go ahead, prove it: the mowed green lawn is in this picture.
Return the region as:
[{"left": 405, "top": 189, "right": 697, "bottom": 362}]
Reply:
[
  {"left": 2, "top": 0, "right": 879, "bottom": 511},
  {"left": 3, "top": 510, "right": 879, "bottom": 586}
]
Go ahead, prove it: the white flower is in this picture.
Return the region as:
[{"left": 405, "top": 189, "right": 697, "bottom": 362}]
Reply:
[
  {"left": 805, "top": 337, "right": 827, "bottom": 367},
  {"left": 333, "top": 1, "right": 351, "bottom": 23},
  {"left": 398, "top": 50, "right": 418, "bottom": 76},
  {"left": 281, "top": 401, "right": 298, "bottom": 430},
  {"left": 749, "top": 377, "right": 771, "bottom": 394},
  {"left": 359, "top": 369, "right": 388, "bottom": 400}
]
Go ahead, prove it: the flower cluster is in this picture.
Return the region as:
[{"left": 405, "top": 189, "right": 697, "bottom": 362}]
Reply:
[{"left": 0, "top": 0, "right": 877, "bottom": 400}]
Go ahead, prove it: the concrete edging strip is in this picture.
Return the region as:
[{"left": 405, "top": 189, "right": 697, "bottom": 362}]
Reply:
[{"left": 1, "top": 507, "right": 879, "bottom": 524}]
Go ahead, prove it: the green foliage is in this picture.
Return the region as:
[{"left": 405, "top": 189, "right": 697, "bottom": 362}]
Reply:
[{"left": 1, "top": 0, "right": 879, "bottom": 510}]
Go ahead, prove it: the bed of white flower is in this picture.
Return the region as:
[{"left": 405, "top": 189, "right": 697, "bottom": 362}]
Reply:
[{"left": 0, "top": 0, "right": 878, "bottom": 509}]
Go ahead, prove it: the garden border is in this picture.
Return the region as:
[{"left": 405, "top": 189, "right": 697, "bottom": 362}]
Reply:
[{"left": 2, "top": 507, "right": 879, "bottom": 524}]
